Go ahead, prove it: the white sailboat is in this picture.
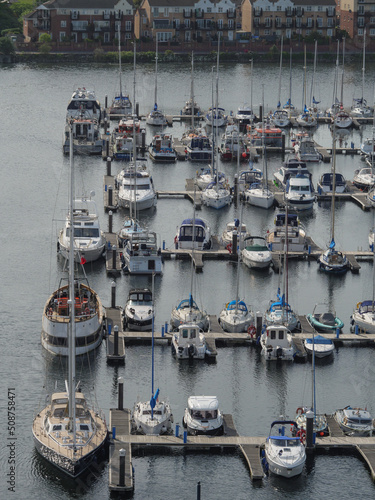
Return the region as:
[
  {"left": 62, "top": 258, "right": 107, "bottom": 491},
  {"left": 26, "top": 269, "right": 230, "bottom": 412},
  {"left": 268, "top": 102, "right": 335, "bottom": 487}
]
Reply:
[
  {"left": 318, "top": 131, "right": 349, "bottom": 273},
  {"left": 146, "top": 38, "right": 167, "bottom": 126},
  {"left": 333, "top": 38, "right": 353, "bottom": 129},
  {"left": 131, "top": 275, "right": 173, "bottom": 435},
  {"left": 271, "top": 37, "right": 290, "bottom": 128},
  {"left": 296, "top": 46, "right": 317, "bottom": 128},
  {"left": 351, "top": 30, "right": 372, "bottom": 118},
  {"left": 33, "top": 125, "right": 107, "bottom": 476}
]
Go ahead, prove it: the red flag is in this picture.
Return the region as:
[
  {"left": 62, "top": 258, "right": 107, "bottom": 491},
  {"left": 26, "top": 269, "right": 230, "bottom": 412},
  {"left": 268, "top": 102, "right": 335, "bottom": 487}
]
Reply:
[{"left": 80, "top": 257, "right": 87, "bottom": 265}]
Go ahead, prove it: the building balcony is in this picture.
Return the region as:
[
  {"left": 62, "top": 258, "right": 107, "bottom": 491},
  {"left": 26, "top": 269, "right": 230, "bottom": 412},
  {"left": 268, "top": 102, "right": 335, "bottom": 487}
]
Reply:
[
  {"left": 71, "top": 22, "right": 89, "bottom": 31},
  {"left": 37, "top": 11, "right": 50, "bottom": 19},
  {"left": 326, "top": 8, "right": 336, "bottom": 17},
  {"left": 285, "top": 9, "right": 294, "bottom": 17},
  {"left": 227, "top": 10, "right": 235, "bottom": 18},
  {"left": 195, "top": 9, "right": 204, "bottom": 19},
  {"left": 183, "top": 9, "right": 192, "bottom": 18},
  {"left": 153, "top": 21, "right": 174, "bottom": 29},
  {"left": 253, "top": 8, "right": 263, "bottom": 17}
]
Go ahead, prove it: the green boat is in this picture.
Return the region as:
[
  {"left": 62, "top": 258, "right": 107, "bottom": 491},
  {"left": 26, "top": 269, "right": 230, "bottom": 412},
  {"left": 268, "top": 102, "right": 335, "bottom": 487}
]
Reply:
[{"left": 306, "top": 303, "right": 344, "bottom": 333}]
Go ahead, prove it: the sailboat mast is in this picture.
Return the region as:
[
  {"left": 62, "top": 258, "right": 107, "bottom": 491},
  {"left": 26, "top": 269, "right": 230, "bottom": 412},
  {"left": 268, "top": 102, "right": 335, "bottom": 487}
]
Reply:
[
  {"left": 151, "top": 272, "right": 155, "bottom": 420},
  {"left": 215, "top": 33, "right": 220, "bottom": 187},
  {"left": 288, "top": 48, "right": 292, "bottom": 117},
  {"left": 155, "top": 38, "right": 158, "bottom": 108},
  {"left": 131, "top": 41, "right": 137, "bottom": 220},
  {"left": 341, "top": 37, "right": 345, "bottom": 104},
  {"left": 312, "top": 328, "right": 316, "bottom": 418},
  {"left": 189, "top": 189, "right": 196, "bottom": 313},
  {"left": 310, "top": 40, "right": 317, "bottom": 107},
  {"left": 118, "top": 24, "right": 122, "bottom": 98},
  {"left": 302, "top": 44, "right": 307, "bottom": 110},
  {"left": 332, "top": 40, "right": 339, "bottom": 108},
  {"left": 68, "top": 123, "right": 76, "bottom": 444},
  {"left": 362, "top": 30, "right": 366, "bottom": 105},
  {"left": 250, "top": 58, "right": 254, "bottom": 128},
  {"left": 277, "top": 36, "right": 283, "bottom": 107},
  {"left": 191, "top": 51, "right": 195, "bottom": 130},
  {"left": 331, "top": 130, "right": 337, "bottom": 243}
]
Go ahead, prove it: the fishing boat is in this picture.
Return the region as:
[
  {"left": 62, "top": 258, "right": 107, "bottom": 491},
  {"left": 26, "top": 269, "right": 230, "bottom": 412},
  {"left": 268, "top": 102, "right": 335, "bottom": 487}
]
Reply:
[
  {"left": 175, "top": 217, "right": 212, "bottom": 250},
  {"left": 121, "top": 231, "right": 162, "bottom": 275},
  {"left": 260, "top": 325, "right": 295, "bottom": 361},
  {"left": 113, "top": 117, "right": 144, "bottom": 147},
  {"left": 116, "top": 161, "right": 157, "bottom": 212},
  {"left": 183, "top": 396, "right": 224, "bottom": 436},
  {"left": 43, "top": 127, "right": 104, "bottom": 357},
  {"left": 334, "top": 407, "right": 374, "bottom": 436},
  {"left": 241, "top": 236, "right": 272, "bottom": 269},
  {"left": 304, "top": 335, "right": 334, "bottom": 358},
  {"left": 146, "top": 39, "right": 167, "bottom": 126},
  {"left": 131, "top": 277, "right": 173, "bottom": 435},
  {"left": 112, "top": 135, "right": 133, "bottom": 161},
  {"left": 33, "top": 126, "right": 108, "bottom": 477},
  {"left": 317, "top": 172, "right": 347, "bottom": 193},
  {"left": 148, "top": 133, "right": 177, "bottom": 162},
  {"left": 318, "top": 132, "right": 349, "bottom": 273},
  {"left": 57, "top": 193, "right": 106, "bottom": 264},
  {"left": 63, "top": 114, "right": 102, "bottom": 155},
  {"left": 171, "top": 322, "right": 208, "bottom": 360},
  {"left": 66, "top": 87, "right": 102, "bottom": 123},
  {"left": 107, "top": 27, "right": 132, "bottom": 119},
  {"left": 306, "top": 303, "right": 344, "bottom": 334},
  {"left": 264, "top": 420, "right": 306, "bottom": 477},
  {"left": 124, "top": 288, "right": 153, "bottom": 331},
  {"left": 266, "top": 212, "right": 307, "bottom": 252},
  {"left": 247, "top": 123, "right": 283, "bottom": 147}
]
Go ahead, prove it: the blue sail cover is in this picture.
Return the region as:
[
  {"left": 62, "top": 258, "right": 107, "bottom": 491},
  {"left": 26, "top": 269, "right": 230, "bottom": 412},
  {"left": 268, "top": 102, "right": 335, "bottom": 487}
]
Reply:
[
  {"left": 150, "top": 388, "right": 160, "bottom": 409},
  {"left": 329, "top": 239, "right": 335, "bottom": 249},
  {"left": 313, "top": 96, "right": 320, "bottom": 104},
  {"left": 226, "top": 300, "right": 248, "bottom": 312}
]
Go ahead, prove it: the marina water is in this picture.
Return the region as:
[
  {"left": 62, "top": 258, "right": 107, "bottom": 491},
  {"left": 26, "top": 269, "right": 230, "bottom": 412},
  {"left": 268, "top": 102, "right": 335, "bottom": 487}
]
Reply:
[{"left": 1, "top": 60, "right": 375, "bottom": 499}]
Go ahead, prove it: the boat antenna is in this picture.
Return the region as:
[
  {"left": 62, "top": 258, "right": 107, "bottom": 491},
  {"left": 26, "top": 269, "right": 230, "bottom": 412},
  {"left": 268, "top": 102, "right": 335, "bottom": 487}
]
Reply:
[{"left": 68, "top": 122, "right": 77, "bottom": 448}]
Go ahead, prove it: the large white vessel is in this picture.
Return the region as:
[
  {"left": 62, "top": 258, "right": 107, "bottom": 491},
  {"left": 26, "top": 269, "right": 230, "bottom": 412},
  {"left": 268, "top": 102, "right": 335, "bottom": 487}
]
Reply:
[
  {"left": 183, "top": 396, "right": 224, "bottom": 435},
  {"left": 116, "top": 162, "right": 157, "bottom": 212}
]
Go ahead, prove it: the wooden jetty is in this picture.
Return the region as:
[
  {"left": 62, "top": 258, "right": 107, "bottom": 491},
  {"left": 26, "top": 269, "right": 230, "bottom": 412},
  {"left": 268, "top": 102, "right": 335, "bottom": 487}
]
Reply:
[
  {"left": 105, "top": 306, "right": 125, "bottom": 363},
  {"left": 108, "top": 407, "right": 375, "bottom": 493},
  {"left": 104, "top": 232, "right": 122, "bottom": 276}
]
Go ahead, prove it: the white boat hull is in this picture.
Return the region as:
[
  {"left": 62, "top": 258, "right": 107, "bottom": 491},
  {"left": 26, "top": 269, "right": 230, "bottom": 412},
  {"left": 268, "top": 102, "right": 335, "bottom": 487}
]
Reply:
[{"left": 244, "top": 188, "right": 274, "bottom": 209}]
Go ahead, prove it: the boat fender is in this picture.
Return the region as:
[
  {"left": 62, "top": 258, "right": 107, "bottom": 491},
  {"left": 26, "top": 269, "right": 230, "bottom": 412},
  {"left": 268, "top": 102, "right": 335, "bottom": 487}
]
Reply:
[
  {"left": 296, "top": 428, "right": 306, "bottom": 443},
  {"left": 247, "top": 325, "right": 257, "bottom": 338},
  {"left": 356, "top": 302, "right": 361, "bottom": 309}
]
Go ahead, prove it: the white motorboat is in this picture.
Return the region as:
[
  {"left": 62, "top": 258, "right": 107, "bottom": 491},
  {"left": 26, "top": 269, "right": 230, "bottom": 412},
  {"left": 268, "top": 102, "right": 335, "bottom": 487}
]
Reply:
[
  {"left": 131, "top": 279, "right": 173, "bottom": 436},
  {"left": 264, "top": 292, "right": 299, "bottom": 332},
  {"left": 148, "top": 133, "right": 176, "bottom": 162},
  {"left": 369, "top": 226, "right": 375, "bottom": 249},
  {"left": 265, "top": 420, "right": 306, "bottom": 478},
  {"left": 360, "top": 137, "right": 375, "bottom": 157},
  {"left": 175, "top": 217, "right": 212, "bottom": 250},
  {"left": 294, "top": 136, "right": 321, "bottom": 162},
  {"left": 171, "top": 322, "right": 208, "bottom": 360},
  {"left": 116, "top": 161, "right": 157, "bottom": 212},
  {"left": 122, "top": 231, "right": 162, "bottom": 275},
  {"left": 34, "top": 131, "right": 108, "bottom": 477},
  {"left": 117, "top": 217, "right": 145, "bottom": 248},
  {"left": 350, "top": 300, "right": 375, "bottom": 334},
  {"left": 273, "top": 158, "right": 308, "bottom": 189},
  {"left": 201, "top": 180, "right": 231, "bottom": 209},
  {"left": 66, "top": 87, "right": 102, "bottom": 123},
  {"left": 266, "top": 212, "right": 307, "bottom": 252},
  {"left": 219, "top": 299, "right": 254, "bottom": 333},
  {"left": 63, "top": 114, "right": 102, "bottom": 155},
  {"left": 285, "top": 172, "right": 315, "bottom": 211},
  {"left": 146, "top": 40, "right": 167, "bottom": 126},
  {"left": 220, "top": 219, "right": 250, "bottom": 250},
  {"left": 170, "top": 296, "right": 209, "bottom": 332},
  {"left": 124, "top": 288, "right": 153, "bottom": 331},
  {"left": 236, "top": 102, "right": 255, "bottom": 129},
  {"left": 353, "top": 166, "right": 375, "bottom": 191},
  {"left": 317, "top": 172, "right": 346, "bottom": 193},
  {"left": 183, "top": 396, "right": 224, "bottom": 436},
  {"left": 260, "top": 325, "right": 295, "bottom": 361},
  {"left": 57, "top": 193, "right": 106, "bottom": 264},
  {"left": 241, "top": 236, "right": 272, "bottom": 269},
  {"left": 334, "top": 407, "right": 374, "bottom": 436},
  {"left": 304, "top": 335, "right": 335, "bottom": 358}
]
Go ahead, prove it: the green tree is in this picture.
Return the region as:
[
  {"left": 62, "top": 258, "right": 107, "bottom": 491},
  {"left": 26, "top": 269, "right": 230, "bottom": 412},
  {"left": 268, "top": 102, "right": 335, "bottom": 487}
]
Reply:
[
  {"left": 0, "top": 36, "right": 15, "bottom": 55},
  {"left": 0, "top": 4, "right": 20, "bottom": 33}
]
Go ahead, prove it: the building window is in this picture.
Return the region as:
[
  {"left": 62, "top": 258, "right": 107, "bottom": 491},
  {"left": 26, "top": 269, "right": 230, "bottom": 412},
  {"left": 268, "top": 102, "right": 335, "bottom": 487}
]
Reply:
[
  {"left": 306, "top": 6, "right": 312, "bottom": 11},
  {"left": 307, "top": 18, "right": 313, "bottom": 27},
  {"left": 317, "top": 18, "right": 323, "bottom": 27},
  {"left": 265, "top": 17, "right": 271, "bottom": 27},
  {"left": 164, "top": 8, "right": 169, "bottom": 16},
  {"left": 59, "top": 32, "right": 66, "bottom": 41},
  {"left": 157, "top": 32, "right": 172, "bottom": 41},
  {"left": 318, "top": 6, "right": 322, "bottom": 11},
  {"left": 125, "top": 33, "right": 132, "bottom": 39},
  {"left": 266, "top": 6, "right": 270, "bottom": 11},
  {"left": 218, "top": 19, "right": 223, "bottom": 29},
  {"left": 125, "top": 20, "right": 132, "bottom": 31},
  {"left": 207, "top": 7, "right": 211, "bottom": 13},
  {"left": 185, "top": 19, "right": 190, "bottom": 28},
  {"left": 104, "top": 32, "right": 110, "bottom": 43},
  {"left": 94, "top": 10, "right": 99, "bottom": 14},
  {"left": 228, "top": 19, "right": 233, "bottom": 29},
  {"left": 371, "top": 16, "right": 375, "bottom": 23},
  {"left": 71, "top": 10, "right": 78, "bottom": 19},
  {"left": 61, "top": 20, "right": 66, "bottom": 27},
  {"left": 175, "top": 8, "right": 179, "bottom": 13},
  {"left": 358, "top": 17, "right": 364, "bottom": 27},
  {"left": 358, "top": 28, "right": 364, "bottom": 35},
  {"left": 296, "top": 18, "right": 301, "bottom": 28},
  {"left": 264, "top": 29, "right": 270, "bottom": 35},
  {"left": 82, "top": 33, "right": 88, "bottom": 40},
  {"left": 218, "top": 7, "right": 223, "bottom": 13},
  {"left": 358, "top": 6, "right": 364, "bottom": 14},
  {"left": 153, "top": 8, "right": 159, "bottom": 15},
  {"left": 277, "top": 6, "right": 282, "bottom": 11},
  {"left": 371, "top": 28, "right": 375, "bottom": 36}
]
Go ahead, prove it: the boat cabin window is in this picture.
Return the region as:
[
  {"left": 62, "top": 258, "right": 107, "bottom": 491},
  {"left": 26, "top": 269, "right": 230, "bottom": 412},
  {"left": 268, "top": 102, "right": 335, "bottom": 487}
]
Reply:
[
  {"left": 80, "top": 424, "right": 90, "bottom": 431},
  {"left": 270, "top": 438, "right": 299, "bottom": 447},
  {"left": 290, "top": 184, "right": 310, "bottom": 192},
  {"left": 191, "top": 410, "right": 217, "bottom": 419},
  {"left": 348, "top": 418, "right": 372, "bottom": 425},
  {"left": 182, "top": 329, "right": 189, "bottom": 338},
  {"left": 52, "top": 424, "right": 63, "bottom": 431},
  {"left": 190, "top": 329, "right": 197, "bottom": 339},
  {"left": 122, "top": 184, "right": 150, "bottom": 190},
  {"left": 67, "top": 227, "right": 100, "bottom": 238},
  {"left": 270, "top": 330, "right": 284, "bottom": 340}
]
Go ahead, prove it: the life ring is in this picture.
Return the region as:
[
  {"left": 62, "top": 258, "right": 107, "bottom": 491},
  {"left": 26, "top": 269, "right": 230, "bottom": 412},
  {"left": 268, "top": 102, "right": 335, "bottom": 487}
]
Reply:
[
  {"left": 247, "top": 325, "right": 256, "bottom": 338},
  {"left": 296, "top": 407, "right": 304, "bottom": 415},
  {"left": 226, "top": 243, "right": 232, "bottom": 253},
  {"left": 356, "top": 301, "right": 361, "bottom": 309},
  {"left": 296, "top": 428, "right": 306, "bottom": 443}
]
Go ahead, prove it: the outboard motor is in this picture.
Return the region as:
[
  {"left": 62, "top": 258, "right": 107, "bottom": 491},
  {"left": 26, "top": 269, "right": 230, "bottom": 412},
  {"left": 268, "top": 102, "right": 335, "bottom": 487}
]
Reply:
[
  {"left": 276, "top": 347, "right": 283, "bottom": 359},
  {"left": 188, "top": 344, "right": 195, "bottom": 358}
]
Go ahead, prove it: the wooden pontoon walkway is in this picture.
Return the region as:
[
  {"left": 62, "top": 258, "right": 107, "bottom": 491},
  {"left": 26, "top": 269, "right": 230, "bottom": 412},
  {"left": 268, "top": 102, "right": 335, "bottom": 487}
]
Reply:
[{"left": 108, "top": 408, "right": 375, "bottom": 493}]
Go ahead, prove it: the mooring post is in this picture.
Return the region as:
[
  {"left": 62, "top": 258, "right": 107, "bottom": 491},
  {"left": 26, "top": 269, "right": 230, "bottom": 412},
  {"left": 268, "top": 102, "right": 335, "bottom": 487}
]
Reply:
[
  {"left": 112, "top": 244, "right": 117, "bottom": 270},
  {"left": 141, "top": 129, "right": 146, "bottom": 151},
  {"left": 232, "top": 231, "right": 238, "bottom": 256},
  {"left": 197, "top": 481, "right": 201, "bottom": 500},
  {"left": 135, "top": 102, "right": 139, "bottom": 119},
  {"left": 119, "top": 448, "right": 126, "bottom": 487},
  {"left": 111, "top": 281, "right": 116, "bottom": 308},
  {"left": 259, "top": 104, "right": 263, "bottom": 123},
  {"left": 175, "top": 424, "right": 180, "bottom": 437},
  {"left": 336, "top": 327, "right": 340, "bottom": 338},
  {"left": 183, "top": 430, "right": 187, "bottom": 443},
  {"left": 118, "top": 376, "right": 124, "bottom": 410},
  {"left": 114, "top": 325, "right": 119, "bottom": 356},
  {"left": 112, "top": 426, "right": 116, "bottom": 439},
  {"left": 161, "top": 325, "right": 165, "bottom": 337},
  {"left": 305, "top": 410, "right": 314, "bottom": 450},
  {"left": 107, "top": 156, "right": 112, "bottom": 176},
  {"left": 109, "top": 210, "right": 113, "bottom": 234},
  {"left": 165, "top": 322, "right": 168, "bottom": 334},
  {"left": 108, "top": 185, "right": 113, "bottom": 207}
]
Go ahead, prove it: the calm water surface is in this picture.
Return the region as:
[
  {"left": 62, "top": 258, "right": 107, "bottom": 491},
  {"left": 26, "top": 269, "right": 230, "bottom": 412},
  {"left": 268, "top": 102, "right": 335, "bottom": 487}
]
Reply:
[{"left": 1, "top": 61, "right": 375, "bottom": 499}]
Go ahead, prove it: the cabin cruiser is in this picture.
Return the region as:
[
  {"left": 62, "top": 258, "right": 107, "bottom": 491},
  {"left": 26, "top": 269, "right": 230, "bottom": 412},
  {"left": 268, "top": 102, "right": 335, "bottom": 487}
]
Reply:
[
  {"left": 220, "top": 219, "right": 250, "bottom": 250},
  {"left": 236, "top": 103, "right": 255, "bottom": 130},
  {"left": 266, "top": 212, "right": 307, "bottom": 252},
  {"left": 350, "top": 300, "right": 375, "bottom": 334},
  {"left": 57, "top": 195, "right": 106, "bottom": 263},
  {"left": 148, "top": 133, "right": 176, "bottom": 162},
  {"left": 334, "top": 407, "right": 374, "bottom": 436},
  {"left": 116, "top": 162, "right": 157, "bottom": 211},
  {"left": 260, "top": 325, "right": 295, "bottom": 361},
  {"left": 273, "top": 158, "right": 309, "bottom": 189},
  {"left": 294, "top": 136, "right": 321, "bottom": 162},
  {"left": 353, "top": 167, "right": 375, "bottom": 191},
  {"left": 121, "top": 231, "right": 162, "bottom": 275},
  {"left": 117, "top": 217, "right": 145, "bottom": 248},
  {"left": 63, "top": 115, "right": 102, "bottom": 155},
  {"left": 304, "top": 335, "right": 335, "bottom": 358},
  {"left": 41, "top": 279, "right": 104, "bottom": 356},
  {"left": 183, "top": 396, "right": 224, "bottom": 435},
  {"left": 265, "top": 420, "right": 306, "bottom": 477},
  {"left": 285, "top": 172, "right": 316, "bottom": 211},
  {"left": 241, "top": 236, "right": 272, "bottom": 269},
  {"left": 171, "top": 322, "right": 208, "bottom": 359},
  {"left": 66, "top": 87, "right": 102, "bottom": 123},
  {"left": 182, "top": 130, "right": 212, "bottom": 162},
  {"left": 124, "top": 288, "right": 153, "bottom": 331},
  {"left": 175, "top": 218, "right": 211, "bottom": 250}
]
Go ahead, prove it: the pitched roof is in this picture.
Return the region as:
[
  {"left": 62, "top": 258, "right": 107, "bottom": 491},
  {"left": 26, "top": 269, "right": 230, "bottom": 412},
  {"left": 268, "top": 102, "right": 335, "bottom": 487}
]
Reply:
[{"left": 44, "top": 0, "right": 134, "bottom": 8}]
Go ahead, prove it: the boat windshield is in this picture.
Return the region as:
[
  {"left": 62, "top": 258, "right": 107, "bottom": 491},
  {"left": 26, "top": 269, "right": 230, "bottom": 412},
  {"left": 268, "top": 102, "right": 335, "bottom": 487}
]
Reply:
[
  {"left": 68, "top": 227, "right": 100, "bottom": 238},
  {"left": 122, "top": 184, "right": 150, "bottom": 190},
  {"left": 190, "top": 410, "right": 217, "bottom": 419},
  {"left": 290, "top": 185, "right": 310, "bottom": 192},
  {"left": 347, "top": 418, "right": 372, "bottom": 425},
  {"left": 270, "top": 438, "right": 300, "bottom": 447}
]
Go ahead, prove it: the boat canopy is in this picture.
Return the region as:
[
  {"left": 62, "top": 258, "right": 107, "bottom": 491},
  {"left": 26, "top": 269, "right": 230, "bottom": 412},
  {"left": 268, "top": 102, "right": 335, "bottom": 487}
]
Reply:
[
  {"left": 176, "top": 296, "right": 199, "bottom": 310},
  {"left": 181, "top": 218, "right": 207, "bottom": 228},
  {"left": 275, "top": 213, "right": 299, "bottom": 227},
  {"left": 225, "top": 300, "right": 248, "bottom": 312}
]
